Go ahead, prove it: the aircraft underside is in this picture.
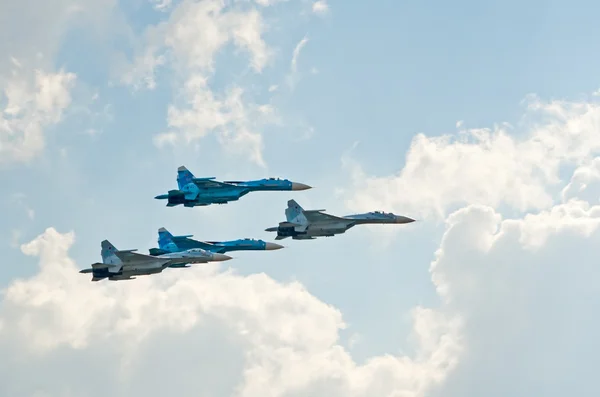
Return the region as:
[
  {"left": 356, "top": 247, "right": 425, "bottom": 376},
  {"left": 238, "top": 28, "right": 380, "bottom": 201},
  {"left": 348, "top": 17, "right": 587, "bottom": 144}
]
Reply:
[
  {"left": 93, "top": 266, "right": 164, "bottom": 281},
  {"left": 277, "top": 224, "right": 350, "bottom": 239}
]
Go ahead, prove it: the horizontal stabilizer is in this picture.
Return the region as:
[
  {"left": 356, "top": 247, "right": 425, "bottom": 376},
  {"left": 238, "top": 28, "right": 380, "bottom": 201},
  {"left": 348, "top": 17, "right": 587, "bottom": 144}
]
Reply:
[
  {"left": 305, "top": 209, "right": 327, "bottom": 213},
  {"left": 172, "top": 235, "right": 194, "bottom": 239}
]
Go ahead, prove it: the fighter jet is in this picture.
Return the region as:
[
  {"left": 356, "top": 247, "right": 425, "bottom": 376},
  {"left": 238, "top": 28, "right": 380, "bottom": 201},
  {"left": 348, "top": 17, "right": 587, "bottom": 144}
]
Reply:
[
  {"left": 154, "top": 166, "right": 312, "bottom": 207},
  {"left": 148, "top": 227, "right": 284, "bottom": 256},
  {"left": 79, "top": 240, "right": 232, "bottom": 281},
  {"left": 265, "top": 199, "right": 415, "bottom": 240}
]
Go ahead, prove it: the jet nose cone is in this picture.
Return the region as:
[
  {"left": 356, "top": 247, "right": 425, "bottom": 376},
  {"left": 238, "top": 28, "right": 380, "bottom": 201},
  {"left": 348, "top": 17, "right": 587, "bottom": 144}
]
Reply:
[
  {"left": 265, "top": 242, "right": 284, "bottom": 250},
  {"left": 155, "top": 194, "right": 168, "bottom": 200},
  {"left": 395, "top": 216, "right": 416, "bottom": 224},
  {"left": 291, "top": 182, "right": 312, "bottom": 191},
  {"left": 213, "top": 253, "right": 233, "bottom": 261}
]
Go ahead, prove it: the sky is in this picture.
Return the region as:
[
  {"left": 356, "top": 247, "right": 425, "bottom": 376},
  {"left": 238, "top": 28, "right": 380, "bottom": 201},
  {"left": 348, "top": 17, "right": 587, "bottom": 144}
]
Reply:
[{"left": 1, "top": 0, "right": 600, "bottom": 396}]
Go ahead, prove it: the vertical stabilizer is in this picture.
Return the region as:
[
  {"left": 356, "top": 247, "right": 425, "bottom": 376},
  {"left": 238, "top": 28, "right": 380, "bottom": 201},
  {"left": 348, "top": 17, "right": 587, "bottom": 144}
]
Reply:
[
  {"left": 158, "top": 227, "right": 179, "bottom": 253},
  {"left": 285, "top": 199, "right": 308, "bottom": 225},
  {"left": 158, "top": 227, "right": 174, "bottom": 247},
  {"left": 177, "top": 166, "right": 195, "bottom": 190},
  {"left": 101, "top": 240, "right": 123, "bottom": 273}
]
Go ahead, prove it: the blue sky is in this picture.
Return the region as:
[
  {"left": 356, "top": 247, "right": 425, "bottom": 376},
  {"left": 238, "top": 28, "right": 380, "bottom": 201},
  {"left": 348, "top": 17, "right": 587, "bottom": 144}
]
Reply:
[{"left": 2, "top": 0, "right": 600, "bottom": 395}]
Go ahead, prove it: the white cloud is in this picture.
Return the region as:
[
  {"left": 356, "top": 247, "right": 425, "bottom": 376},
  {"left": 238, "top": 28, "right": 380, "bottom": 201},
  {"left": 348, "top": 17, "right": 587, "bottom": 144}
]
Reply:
[
  {"left": 150, "top": 0, "right": 173, "bottom": 11},
  {"left": 0, "top": 227, "right": 461, "bottom": 396},
  {"left": 561, "top": 157, "right": 600, "bottom": 203},
  {"left": 122, "top": 0, "right": 286, "bottom": 166},
  {"left": 427, "top": 202, "right": 600, "bottom": 397},
  {"left": 0, "top": 66, "right": 76, "bottom": 164},
  {"left": 154, "top": 77, "right": 273, "bottom": 167},
  {"left": 286, "top": 35, "right": 309, "bottom": 90},
  {"left": 312, "top": 0, "right": 329, "bottom": 16},
  {"left": 5, "top": 178, "right": 599, "bottom": 396},
  {"left": 0, "top": 0, "right": 121, "bottom": 166},
  {"left": 343, "top": 93, "right": 600, "bottom": 220},
  {"left": 291, "top": 36, "right": 309, "bottom": 74}
]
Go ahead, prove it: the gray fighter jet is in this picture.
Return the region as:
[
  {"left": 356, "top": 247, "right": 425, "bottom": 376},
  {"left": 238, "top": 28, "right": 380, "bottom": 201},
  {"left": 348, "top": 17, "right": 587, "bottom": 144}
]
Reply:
[
  {"left": 265, "top": 199, "right": 415, "bottom": 240},
  {"left": 79, "top": 240, "right": 232, "bottom": 281}
]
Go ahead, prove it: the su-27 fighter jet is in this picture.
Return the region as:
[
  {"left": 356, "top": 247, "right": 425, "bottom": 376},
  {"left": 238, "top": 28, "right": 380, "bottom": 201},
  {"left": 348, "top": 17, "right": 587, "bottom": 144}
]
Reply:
[
  {"left": 79, "top": 240, "right": 232, "bottom": 281},
  {"left": 154, "top": 166, "right": 312, "bottom": 207},
  {"left": 148, "top": 227, "right": 284, "bottom": 256},
  {"left": 265, "top": 199, "right": 416, "bottom": 240}
]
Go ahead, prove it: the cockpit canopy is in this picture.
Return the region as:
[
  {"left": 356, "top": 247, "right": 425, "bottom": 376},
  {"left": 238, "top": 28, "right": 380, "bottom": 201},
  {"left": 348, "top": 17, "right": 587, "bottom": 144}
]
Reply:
[{"left": 371, "top": 210, "right": 393, "bottom": 216}]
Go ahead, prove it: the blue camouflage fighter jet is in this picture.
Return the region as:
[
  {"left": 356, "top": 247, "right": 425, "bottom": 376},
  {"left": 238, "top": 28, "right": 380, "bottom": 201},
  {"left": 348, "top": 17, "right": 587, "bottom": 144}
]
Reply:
[
  {"left": 154, "top": 166, "right": 312, "bottom": 207},
  {"left": 149, "top": 227, "right": 284, "bottom": 256}
]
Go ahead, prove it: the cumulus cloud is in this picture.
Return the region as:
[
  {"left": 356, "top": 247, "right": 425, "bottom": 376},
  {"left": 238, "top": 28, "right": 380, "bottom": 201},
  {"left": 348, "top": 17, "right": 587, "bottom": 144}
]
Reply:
[
  {"left": 427, "top": 202, "right": 600, "bottom": 397},
  {"left": 4, "top": 160, "right": 600, "bottom": 396},
  {"left": 561, "top": 157, "right": 600, "bottom": 203},
  {"left": 0, "top": 0, "right": 121, "bottom": 167},
  {"left": 122, "top": 0, "right": 322, "bottom": 166},
  {"left": 0, "top": 65, "right": 76, "bottom": 164},
  {"left": 343, "top": 94, "right": 600, "bottom": 219},
  {"left": 154, "top": 77, "right": 274, "bottom": 166},
  {"left": 312, "top": 0, "right": 329, "bottom": 16},
  {"left": 0, "top": 227, "right": 460, "bottom": 396}
]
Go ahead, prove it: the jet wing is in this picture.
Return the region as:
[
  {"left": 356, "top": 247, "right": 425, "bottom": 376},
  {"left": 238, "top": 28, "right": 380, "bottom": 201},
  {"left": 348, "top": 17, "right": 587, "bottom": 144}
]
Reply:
[{"left": 303, "top": 210, "right": 348, "bottom": 223}]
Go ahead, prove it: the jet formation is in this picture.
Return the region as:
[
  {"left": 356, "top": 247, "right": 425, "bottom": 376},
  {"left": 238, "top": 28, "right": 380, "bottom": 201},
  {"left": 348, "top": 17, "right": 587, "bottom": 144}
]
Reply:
[{"left": 81, "top": 166, "right": 415, "bottom": 281}]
